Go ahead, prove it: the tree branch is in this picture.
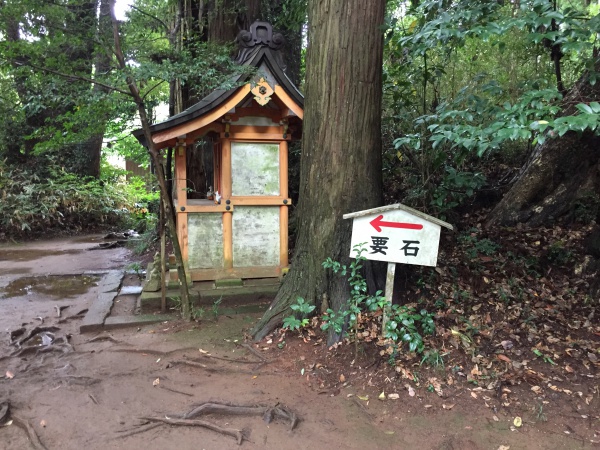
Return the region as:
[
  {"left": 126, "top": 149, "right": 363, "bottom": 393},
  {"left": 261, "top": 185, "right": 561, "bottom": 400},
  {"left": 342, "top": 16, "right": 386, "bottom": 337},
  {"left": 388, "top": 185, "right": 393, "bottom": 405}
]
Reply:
[
  {"left": 142, "top": 80, "right": 167, "bottom": 100},
  {"left": 6, "top": 57, "right": 131, "bottom": 96},
  {"left": 130, "top": 5, "right": 169, "bottom": 32}
]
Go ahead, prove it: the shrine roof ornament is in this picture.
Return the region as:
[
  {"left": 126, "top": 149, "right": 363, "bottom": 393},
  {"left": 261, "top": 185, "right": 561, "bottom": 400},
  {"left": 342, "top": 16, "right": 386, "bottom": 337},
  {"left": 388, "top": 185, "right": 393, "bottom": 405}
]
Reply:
[{"left": 235, "top": 22, "right": 285, "bottom": 66}]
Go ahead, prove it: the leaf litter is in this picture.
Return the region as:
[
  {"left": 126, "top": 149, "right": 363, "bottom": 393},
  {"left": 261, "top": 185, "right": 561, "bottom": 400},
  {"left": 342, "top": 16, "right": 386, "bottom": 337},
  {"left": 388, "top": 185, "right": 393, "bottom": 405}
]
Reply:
[{"left": 265, "top": 212, "right": 599, "bottom": 444}]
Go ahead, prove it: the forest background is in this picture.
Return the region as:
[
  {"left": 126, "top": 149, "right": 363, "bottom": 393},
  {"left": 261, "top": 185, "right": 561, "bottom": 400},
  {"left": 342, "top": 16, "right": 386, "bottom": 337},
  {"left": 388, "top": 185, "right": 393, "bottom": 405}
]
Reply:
[{"left": 0, "top": 0, "right": 599, "bottom": 339}]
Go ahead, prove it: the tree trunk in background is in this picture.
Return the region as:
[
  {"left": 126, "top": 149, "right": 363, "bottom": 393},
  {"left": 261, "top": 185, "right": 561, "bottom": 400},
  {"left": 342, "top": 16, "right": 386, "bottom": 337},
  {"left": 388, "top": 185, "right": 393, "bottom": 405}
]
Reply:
[
  {"left": 75, "top": 0, "right": 112, "bottom": 179},
  {"left": 3, "top": 0, "right": 101, "bottom": 177},
  {"left": 252, "top": 0, "right": 385, "bottom": 343},
  {"left": 487, "top": 58, "right": 600, "bottom": 227}
]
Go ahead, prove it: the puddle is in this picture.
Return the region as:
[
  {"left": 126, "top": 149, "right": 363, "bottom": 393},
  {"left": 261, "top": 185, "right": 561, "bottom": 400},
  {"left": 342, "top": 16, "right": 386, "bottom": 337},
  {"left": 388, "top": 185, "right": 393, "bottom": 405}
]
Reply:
[
  {"left": 0, "top": 249, "right": 82, "bottom": 262},
  {"left": 1, "top": 274, "right": 101, "bottom": 299}
]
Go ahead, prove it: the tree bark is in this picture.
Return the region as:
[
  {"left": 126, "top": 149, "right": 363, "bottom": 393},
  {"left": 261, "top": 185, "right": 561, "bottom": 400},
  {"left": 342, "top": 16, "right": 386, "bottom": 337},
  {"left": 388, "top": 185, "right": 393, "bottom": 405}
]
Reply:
[
  {"left": 75, "top": 0, "right": 112, "bottom": 179},
  {"left": 487, "top": 58, "right": 600, "bottom": 227},
  {"left": 251, "top": 0, "right": 385, "bottom": 343}
]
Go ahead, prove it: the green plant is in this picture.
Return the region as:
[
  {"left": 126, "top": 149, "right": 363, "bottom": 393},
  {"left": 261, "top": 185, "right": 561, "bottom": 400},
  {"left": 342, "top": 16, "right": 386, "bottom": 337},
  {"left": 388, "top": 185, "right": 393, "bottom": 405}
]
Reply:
[
  {"left": 322, "top": 244, "right": 387, "bottom": 356},
  {"left": 385, "top": 304, "right": 436, "bottom": 354},
  {"left": 212, "top": 297, "right": 222, "bottom": 321},
  {"left": 322, "top": 243, "right": 435, "bottom": 355},
  {"left": 192, "top": 305, "right": 205, "bottom": 321},
  {"left": 546, "top": 241, "right": 574, "bottom": 265},
  {"left": 532, "top": 401, "right": 547, "bottom": 422},
  {"left": 126, "top": 262, "right": 143, "bottom": 279},
  {"left": 169, "top": 296, "right": 181, "bottom": 311},
  {"left": 282, "top": 297, "right": 316, "bottom": 332},
  {"left": 457, "top": 230, "right": 500, "bottom": 259},
  {"left": 420, "top": 349, "right": 447, "bottom": 370},
  {"left": 532, "top": 348, "right": 557, "bottom": 365}
]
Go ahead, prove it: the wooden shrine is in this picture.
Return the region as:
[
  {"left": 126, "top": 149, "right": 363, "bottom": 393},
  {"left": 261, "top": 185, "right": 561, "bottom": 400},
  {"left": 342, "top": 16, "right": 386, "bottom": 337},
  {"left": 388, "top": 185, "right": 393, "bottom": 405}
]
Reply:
[{"left": 134, "top": 22, "right": 303, "bottom": 282}]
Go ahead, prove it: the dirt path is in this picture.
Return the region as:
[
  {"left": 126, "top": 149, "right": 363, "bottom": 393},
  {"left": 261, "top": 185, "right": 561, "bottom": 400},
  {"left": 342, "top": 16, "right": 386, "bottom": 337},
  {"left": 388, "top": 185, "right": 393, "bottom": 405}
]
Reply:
[{"left": 0, "top": 236, "right": 582, "bottom": 449}]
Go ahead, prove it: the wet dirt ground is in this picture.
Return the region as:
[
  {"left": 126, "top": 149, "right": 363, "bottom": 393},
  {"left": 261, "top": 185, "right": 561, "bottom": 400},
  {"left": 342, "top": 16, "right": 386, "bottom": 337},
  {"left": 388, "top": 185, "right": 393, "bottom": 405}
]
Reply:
[{"left": 0, "top": 236, "right": 584, "bottom": 449}]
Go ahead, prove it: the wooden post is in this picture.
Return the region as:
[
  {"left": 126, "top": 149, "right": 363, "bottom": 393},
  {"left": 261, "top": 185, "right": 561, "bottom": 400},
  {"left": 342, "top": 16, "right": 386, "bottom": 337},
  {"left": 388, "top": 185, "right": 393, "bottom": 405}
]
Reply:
[
  {"left": 160, "top": 196, "right": 167, "bottom": 313},
  {"left": 221, "top": 138, "right": 233, "bottom": 270},
  {"left": 279, "top": 140, "right": 289, "bottom": 269},
  {"left": 382, "top": 262, "right": 396, "bottom": 333}
]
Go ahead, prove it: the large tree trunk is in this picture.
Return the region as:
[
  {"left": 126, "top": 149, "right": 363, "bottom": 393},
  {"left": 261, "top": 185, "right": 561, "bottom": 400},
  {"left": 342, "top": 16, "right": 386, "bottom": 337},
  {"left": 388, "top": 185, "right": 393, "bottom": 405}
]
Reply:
[
  {"left": 251, "top": 0, "right": 385, "bottom": 343},
  {"left": 73, "top": 0, "right": 112, "bottom": 179},
  {"left": 487, "top": 58, "right": 600, "bottom": 227}
]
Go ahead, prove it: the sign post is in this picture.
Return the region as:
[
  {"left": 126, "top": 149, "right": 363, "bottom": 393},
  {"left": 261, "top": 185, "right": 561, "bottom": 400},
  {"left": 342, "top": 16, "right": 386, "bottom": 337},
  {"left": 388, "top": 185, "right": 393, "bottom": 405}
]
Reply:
[{"left": 343, "top": 204, "right": 453, "bottom": 333}]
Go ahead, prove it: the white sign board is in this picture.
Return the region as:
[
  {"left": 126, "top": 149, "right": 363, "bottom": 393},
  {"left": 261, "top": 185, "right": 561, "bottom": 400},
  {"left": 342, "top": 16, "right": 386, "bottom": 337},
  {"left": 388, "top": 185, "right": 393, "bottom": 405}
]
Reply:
[{"left": 344, "top": 204, "right": 453, "bottom": 267}]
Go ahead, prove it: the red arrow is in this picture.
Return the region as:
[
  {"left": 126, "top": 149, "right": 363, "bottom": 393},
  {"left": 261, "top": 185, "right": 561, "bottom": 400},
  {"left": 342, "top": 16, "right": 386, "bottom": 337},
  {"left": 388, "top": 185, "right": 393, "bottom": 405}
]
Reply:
[{"left": 369, "top": 214, "right": 423, "bottom": 232}]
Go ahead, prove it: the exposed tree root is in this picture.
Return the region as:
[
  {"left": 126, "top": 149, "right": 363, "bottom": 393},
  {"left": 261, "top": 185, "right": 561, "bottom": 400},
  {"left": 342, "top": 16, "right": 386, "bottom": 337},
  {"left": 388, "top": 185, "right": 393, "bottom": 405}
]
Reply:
[
  {"left": 114, "top": 422, "right": 162, "bottom": 439},
  {"left": 108, "top": 347, "right": 197, "bottom": 356},
  {"left": 58, "top": 309, "right": 88, "bottom": 324},
  {"left": 158, "top": 385, "right": 193, "bottom": 397},
  {"left": 179, "top": 402, "right": 298, "bottom": 431},
  {"left": 13, "top": 327, "right": 60, "bottom": 347},
  {"left": 237, "top": 342, "right": 271, "bottom": 362},
  {"left": 169, "top": 359, "right": 257, "bottom": 375},
  {"left": 86, "top": 335, "right": 121, "bottom": 344},
  {"left": 11, "top": 414, "right": 48, "bottom": 450},
  {"left": 139, "top": 416, "right": 246, "bottom": 445},
  {"left": 191, "top": 353, "right": 263, "bottom": 364}
]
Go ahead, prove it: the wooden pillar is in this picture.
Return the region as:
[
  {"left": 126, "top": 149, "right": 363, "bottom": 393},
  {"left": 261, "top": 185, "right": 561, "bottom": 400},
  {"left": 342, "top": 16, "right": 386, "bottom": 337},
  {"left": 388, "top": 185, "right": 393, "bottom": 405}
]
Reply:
[
  {"left": 279, "top": 140, "right": 288, "bottom": 197},
  {"left": 175, "top": 137, "right": 188, "bottom": 261},
  {"left": 221, "top": 139, "right": 232, "bottom": 198},
  {"left": 279, "top": 140, "right": 289, "bottom": 268},
  {"left": 221, "top": 138, "right": 233, "bottom": 269}
]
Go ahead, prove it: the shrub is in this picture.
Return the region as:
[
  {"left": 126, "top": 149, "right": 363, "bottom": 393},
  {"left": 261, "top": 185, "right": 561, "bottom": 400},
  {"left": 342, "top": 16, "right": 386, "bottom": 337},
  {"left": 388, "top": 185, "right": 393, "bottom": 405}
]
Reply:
[{"left": 0, "top": 160, "right": 137, "bottom": 238}]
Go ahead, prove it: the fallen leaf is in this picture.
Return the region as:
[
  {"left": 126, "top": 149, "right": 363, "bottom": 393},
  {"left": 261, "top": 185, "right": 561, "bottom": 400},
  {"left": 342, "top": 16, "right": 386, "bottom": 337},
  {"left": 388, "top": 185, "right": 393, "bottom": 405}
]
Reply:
[
  {"left": 199, "top": 349, "right": 208, "bottom": 354},
  {"left": 384, "top": 431, "right": 395, "bottom": 435},
  {"left": 339, "top": 374, "right": 346, "bottom": 383},
  {"left": 424, "top": 404, "right": 433, "bottom": 408},
  {"left": 5, "top": 371, "right": 14, "bottom": 379},
  {"left": 497, "top": 354, "right": 511, "bottom": 363},
  {"left": 252, "top": 375, "right": 258, "bottom": 379},
  {"left": 493, "top": 415, "right": 499, "bottom": 422},
  {"left": 442, "top": 403, "right": 455, "bottom": 410},
  {"left": 497, "top": 446, "right": 510, "bottom": 450},
  {"left": 513, "top": 417, "right": 522, "bottom": 428},
  {"left": 152, "top": 378, "right": 160, "bottom": 386},
  {"left": 388, "top": 393, "right": 400, "bottom": 400},
  {"left": 471, "top": 392, "right": 478, "bottom": 399},
  {"left": 357, "top": 395, "right": 369, "bottom": 401},
  {"left": 378, "top": 391, "right": 386, "bottom": 400},
  {"left": 531, "top": 386, "right": 542, "bottom": 394}
]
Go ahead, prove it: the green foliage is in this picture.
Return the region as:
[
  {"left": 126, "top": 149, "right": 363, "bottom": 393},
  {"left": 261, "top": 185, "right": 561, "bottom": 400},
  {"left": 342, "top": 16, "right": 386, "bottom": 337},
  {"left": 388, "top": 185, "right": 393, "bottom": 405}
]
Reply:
[
  {"left": 385, "top": 304, "right": 435, "bottom": 353},
  {"left": 383, "top": 0, "right": 600, "bottom": 216},
  {"left": 322, "top": 244, "right": 433, "bottom": 354},
  {"left": 283, "top": 297, "right": 316, "bottom": 332},
  {"left": 0, "top": 159, "right": 134, "bottom": 237},
  {"left": 545, "top": 241, "right": 574, "bottom": 265},
  {"left": 322, "top": 244, "right": 386, "bottom": 337},
  {"left": 457, "top": 229, "right": 500, "bottom": 259}
]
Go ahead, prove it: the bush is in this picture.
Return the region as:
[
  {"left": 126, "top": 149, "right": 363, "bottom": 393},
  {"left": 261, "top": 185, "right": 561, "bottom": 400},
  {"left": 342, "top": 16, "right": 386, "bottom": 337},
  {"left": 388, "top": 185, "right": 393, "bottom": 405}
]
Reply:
[{"left": 0, "top": 160, "right": 138, "bottom": 238}]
